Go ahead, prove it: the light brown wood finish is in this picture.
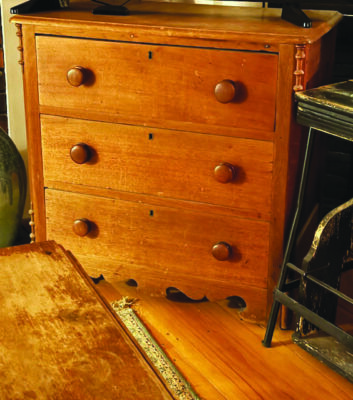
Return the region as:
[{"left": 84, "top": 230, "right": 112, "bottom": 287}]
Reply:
[
  {"left": 36, "top": 35, "right": 278, "bottom": 133},
  {"left": 13, "top": 1, "right": 341, "bottom": 321},
  {"left": 97, "top": 279, "right": 353, "bottom": 400},
  {"left": 41, "top": 115, "right": 273, "bottom": 220},
  {"left": 12, "top": 1, "right": 341, "bottom": 46},
  {"left": 0, "top": 242, "right": 173, "bottom": 400},
  {"left": 45, "top": 188, "right": 270, "bottom": 309},
  {"left": 20, "top": 24, "right": 46, "bottom": 241}
]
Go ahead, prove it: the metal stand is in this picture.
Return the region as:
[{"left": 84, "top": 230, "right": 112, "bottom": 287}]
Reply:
[
  {"left": 263, "top": 81, "right": 353, "bottom": 359},
  {"left": 263, "top": 127, "right": 315, "bottom": 347}
]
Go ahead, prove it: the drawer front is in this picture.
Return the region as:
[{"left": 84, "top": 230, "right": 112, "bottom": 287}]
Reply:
[
  {"left": 41, "top": 116, "right": 273, "bottom": 219},
  {"left": 36, "top": 36, "right": 278, "bottom": 132},
  {"left": 45, "top": 189, "right": 270, "bottom": 289}
]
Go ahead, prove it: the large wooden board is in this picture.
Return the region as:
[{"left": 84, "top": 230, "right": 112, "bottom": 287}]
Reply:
[{"left": 0, "top": 241, "right": 173, "bottom": 400}]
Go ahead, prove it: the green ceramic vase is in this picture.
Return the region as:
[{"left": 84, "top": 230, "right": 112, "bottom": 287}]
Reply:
[{"left": 0, "top": 128, "right": 27, "bottom": 247}]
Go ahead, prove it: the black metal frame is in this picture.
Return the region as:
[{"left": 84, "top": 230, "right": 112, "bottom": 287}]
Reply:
[
  {"left": 264, "top": 83, "right": 353, "bottom": 348},
  {"left": 263, "top": 127, "right": 316, "bottom": 347}
]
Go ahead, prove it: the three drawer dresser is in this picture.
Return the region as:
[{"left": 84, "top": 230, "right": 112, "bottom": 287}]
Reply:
[{"left": 12, "top": 1, "right": 341, "bottom": 321}]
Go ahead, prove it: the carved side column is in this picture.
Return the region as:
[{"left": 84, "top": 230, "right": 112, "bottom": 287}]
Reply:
[
  {"left": 293, "top": 44, "right": 306, "bottom": 92},
  {"left": 28, "top": 204, "right": 35, "bottom": 243},
  {"left": 15, "top": 23, "right": 24, "bottom": 73}
]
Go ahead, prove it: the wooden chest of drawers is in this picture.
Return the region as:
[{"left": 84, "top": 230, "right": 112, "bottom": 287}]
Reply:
[{"left": 13, "top": 1, "right": 341, "bottom": 321}]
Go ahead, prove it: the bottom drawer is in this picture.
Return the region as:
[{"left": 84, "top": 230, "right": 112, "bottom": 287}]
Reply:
[{"left": 45, "top": 189, "right": 270, "bottom": 296}]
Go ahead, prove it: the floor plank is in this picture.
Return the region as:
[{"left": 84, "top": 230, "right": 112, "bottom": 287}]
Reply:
[{"left": 96, "top": 280, "right": 353, "bottom": 400}]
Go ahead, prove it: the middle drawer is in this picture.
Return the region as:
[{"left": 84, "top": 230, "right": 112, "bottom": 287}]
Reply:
[{"left": 41, "top": 115, "right": 273, "bottom": 219}]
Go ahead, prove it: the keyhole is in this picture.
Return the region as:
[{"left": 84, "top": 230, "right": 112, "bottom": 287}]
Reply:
[{"left": 148, "top": 51, "right": 153, "bottom": 59}]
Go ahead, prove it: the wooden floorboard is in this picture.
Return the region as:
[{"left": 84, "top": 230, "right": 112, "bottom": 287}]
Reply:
[{"left": 96, "top": 280, "right": 353, "bottom": 400}]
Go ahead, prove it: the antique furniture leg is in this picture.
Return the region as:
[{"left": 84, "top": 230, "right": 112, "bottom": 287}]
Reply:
[{"left": 263, "top": 127, "right": 315, "bottom": 347}]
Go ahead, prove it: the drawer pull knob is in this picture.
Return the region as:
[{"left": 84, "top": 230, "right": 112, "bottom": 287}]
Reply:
[
  {"left": 70, "top": 143, "right": 91, "bottom": 164},
  {"left": 73, "top": 218, "right": 91, "bottom": 237},
  {"left": 214, "top": 80, "right": 238, "bottom": 103},
  {"left": 67, "top": 66, "right": 86, "bottom": 87},
  {"left": 212, "top": 242, "right": 232, "bottom": 261},
  {"left": 214, "top": 162, "right": 236, "bottom": 183}
]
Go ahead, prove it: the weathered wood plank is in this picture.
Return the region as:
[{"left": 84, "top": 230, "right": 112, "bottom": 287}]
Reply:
[{"left": 0, "top": 241, "right": 173, "bottom": 400}]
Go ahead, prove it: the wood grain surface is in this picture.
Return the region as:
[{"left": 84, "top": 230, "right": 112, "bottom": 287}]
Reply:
[
  {"left": 12, "top": 1, "right": 341, "bottom": 322},
  {"left": 96, "top": 278, "right": 353, "bottom": 400},
  {"left": 41, "top": 115, "right": 273, "bottom": 220},
  {"left": 45, "top": 189, "right": 270, "bottom": 312},
  {"left": 11, "top": 1, "right": 342, "bottom": 46},
  {"left": 36, "top": 35, "right": 278, "bottom": 133},
  {"left": 0, "top": 241, "right": 173, "bottom": 400}
]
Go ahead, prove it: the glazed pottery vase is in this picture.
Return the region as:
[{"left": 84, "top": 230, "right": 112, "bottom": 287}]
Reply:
[{"left": 0, "top": 128, "right": 27, "bottom": 247}]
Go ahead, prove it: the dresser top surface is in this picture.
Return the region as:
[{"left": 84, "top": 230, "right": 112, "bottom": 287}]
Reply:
[{"left": 12, "top": 0, "right": 342, "bottom": 45}]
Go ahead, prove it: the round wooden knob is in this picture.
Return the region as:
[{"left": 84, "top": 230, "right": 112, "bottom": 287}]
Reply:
[
  {"left": 73, "top": 219, "right": 91, "bottom": 237},
  {"left": 212, "top": 242, "right": 232, "bottom": 261},
  {"left": 214, "top": 163, "right": 236, "bottom": 183},
  {"left": 70, "top": 143, "right": 91, "bottom": 164},
  {"left": 214, "top": 80, "right": 238, "bottom": 103},
  {"left": 67, "top": 66, "right": 86, "bottom": 86}
]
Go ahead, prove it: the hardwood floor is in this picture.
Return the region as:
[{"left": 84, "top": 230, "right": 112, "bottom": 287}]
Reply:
[{"left": 95, "top": 280, "right": 353, "bottom": 400}]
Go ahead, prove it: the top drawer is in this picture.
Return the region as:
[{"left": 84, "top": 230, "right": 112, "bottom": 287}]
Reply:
[{"left": 36, "top": 36, "right": 278, "bottom": 133}]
